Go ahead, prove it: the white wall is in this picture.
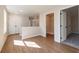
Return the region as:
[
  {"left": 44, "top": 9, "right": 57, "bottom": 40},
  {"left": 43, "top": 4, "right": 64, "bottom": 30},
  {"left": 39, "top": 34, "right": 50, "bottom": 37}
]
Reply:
[
  {"left": 22, "top": 27, "right": 41, "bottom": 39},
  {"left": 0, "top": 6, "right": 8, "bottom": 52},
  {"left": 39, "top": 13, "right": 46, "bottom": 37},
  {"left": 39, "top": 5, "right": 74, "bottom": 43},
  {"left": 21, "top": 15, "right": 30, "bottom": 27}
]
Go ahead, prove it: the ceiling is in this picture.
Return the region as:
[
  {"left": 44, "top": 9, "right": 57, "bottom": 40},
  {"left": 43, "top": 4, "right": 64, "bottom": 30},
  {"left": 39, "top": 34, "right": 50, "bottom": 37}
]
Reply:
[{"left": 6, "top": 5, "right": 71, "bottom": 16}]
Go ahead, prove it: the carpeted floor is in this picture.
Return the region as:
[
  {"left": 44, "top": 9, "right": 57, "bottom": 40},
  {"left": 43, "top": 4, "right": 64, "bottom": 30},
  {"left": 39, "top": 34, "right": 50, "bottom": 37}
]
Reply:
[{"left": 62, "top": 33, "right": 79, "bottom": 49}]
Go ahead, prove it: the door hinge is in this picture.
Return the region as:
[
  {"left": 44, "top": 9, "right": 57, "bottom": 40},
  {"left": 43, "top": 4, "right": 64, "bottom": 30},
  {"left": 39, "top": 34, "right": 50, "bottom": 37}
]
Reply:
[
  {"left": 60, "top": 12, "right": 62, "bottom": 15},
  {"left": 60, "top": 37, "right": 62, "bottom": 39},
  {"left": 60, "top": 25, "right": 62, "bottom": 27}
]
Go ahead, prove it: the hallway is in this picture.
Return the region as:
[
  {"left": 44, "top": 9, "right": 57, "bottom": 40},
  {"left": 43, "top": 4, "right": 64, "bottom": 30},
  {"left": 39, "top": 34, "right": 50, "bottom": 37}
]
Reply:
[{"left": 1, "top": 34, "right": 79, "bottom": 53}]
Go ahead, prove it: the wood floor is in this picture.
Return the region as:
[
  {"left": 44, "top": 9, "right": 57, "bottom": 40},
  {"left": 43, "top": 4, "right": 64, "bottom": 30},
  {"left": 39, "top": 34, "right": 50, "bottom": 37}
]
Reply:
[{"left": 1, "top": 34, "right": 79, "bottom": 53}]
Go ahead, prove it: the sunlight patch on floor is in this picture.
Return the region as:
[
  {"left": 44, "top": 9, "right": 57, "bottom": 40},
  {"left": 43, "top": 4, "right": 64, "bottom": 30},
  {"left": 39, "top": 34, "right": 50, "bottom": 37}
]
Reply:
[
  {"left": 24, "top": 41, "right": 41, "bottom": 48},
  {"left": 14, "top": 40, "right": 25, "bottom": 46},
  {"left": 14, "top": 40, "right": 41, "bottom": 48}
]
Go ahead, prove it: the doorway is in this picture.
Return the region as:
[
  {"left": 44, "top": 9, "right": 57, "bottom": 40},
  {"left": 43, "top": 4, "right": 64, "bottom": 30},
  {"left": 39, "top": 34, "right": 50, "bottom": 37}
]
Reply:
[
  {"left": 46, "top": 13, "right": 54, "bottom": 37},
  {"left": 60, "top": 6, "right": 79, "bottom": 49}
]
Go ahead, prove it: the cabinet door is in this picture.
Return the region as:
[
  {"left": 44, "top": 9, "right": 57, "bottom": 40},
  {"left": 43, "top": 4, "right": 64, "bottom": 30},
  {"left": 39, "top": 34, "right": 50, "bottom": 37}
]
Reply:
[{"left": 8, "top": 15, "right": 22, "bottom": 34}]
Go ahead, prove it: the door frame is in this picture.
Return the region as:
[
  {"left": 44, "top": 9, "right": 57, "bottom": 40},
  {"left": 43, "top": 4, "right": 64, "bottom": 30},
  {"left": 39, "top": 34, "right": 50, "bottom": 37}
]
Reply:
[
  {"left": 60, "top": 10, "right": 67, "bottom": 42},
  {"left": 60, "top": 5, "right": 78, "bottom": 42},
  {"left": 46, "top": 13, "right": 54, "bottom": 37}
]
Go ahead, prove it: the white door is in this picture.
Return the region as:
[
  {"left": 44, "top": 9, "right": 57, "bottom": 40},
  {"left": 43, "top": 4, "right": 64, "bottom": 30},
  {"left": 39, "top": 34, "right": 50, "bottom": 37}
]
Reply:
[
  {"left": 8, "top": 15, "right": 22, "bottom": 34},
  {"left": 60, "top": 11, "right": 67, "bottom": 42}
]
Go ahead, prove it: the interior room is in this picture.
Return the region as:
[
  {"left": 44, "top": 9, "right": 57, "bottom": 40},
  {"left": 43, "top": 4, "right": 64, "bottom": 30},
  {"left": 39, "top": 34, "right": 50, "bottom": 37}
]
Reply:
[
  {"left": 60, "top": 6, "right": 79, "bottom": 49},
  {"left": 0, "top": 5, "right": 79, "bottom": 53}
]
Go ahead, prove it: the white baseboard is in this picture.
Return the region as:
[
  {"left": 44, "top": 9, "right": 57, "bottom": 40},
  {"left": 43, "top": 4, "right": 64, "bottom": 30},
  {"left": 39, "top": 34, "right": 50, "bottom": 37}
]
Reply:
[{"left": 22, "top": 34, "right": 41, "bottom": 39}]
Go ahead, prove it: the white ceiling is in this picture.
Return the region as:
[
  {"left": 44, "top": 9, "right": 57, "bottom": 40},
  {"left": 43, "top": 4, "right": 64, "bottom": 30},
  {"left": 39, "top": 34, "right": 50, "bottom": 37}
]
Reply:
[{"left": 6, "top": 5, "right": 70, "bottom": 16}]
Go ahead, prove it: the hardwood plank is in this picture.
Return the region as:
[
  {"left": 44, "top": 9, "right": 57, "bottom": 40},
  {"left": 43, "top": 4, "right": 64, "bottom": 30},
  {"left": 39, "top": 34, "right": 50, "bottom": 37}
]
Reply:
[{"left": 1, "top": 34, "right": 79, "bottom": 53}]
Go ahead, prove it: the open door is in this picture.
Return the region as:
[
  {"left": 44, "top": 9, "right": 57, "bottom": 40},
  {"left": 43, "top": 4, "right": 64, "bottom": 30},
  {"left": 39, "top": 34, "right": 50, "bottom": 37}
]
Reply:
[
  {"left": 46, "top": 13, "right": 54, "bottom": 36},
  {"left": 60, "top": 11, "right": 67, "bottom": 42}
]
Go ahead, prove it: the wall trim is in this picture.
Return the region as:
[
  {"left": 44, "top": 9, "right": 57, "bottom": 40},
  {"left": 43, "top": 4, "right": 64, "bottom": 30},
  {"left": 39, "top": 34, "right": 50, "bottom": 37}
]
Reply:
[{"left": 22, "top": 34, "right": 41, "bottom": 39}]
